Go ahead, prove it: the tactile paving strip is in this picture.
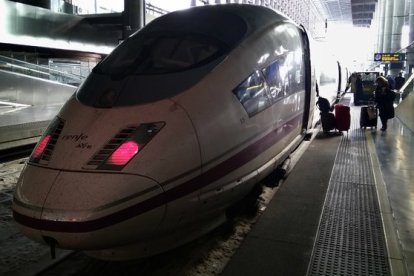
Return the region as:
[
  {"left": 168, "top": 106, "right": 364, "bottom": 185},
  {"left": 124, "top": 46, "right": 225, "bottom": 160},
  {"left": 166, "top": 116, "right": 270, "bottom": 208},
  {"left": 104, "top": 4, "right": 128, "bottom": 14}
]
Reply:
[{"left": 307, "top": 107, "right": 390, "bottom": 276}]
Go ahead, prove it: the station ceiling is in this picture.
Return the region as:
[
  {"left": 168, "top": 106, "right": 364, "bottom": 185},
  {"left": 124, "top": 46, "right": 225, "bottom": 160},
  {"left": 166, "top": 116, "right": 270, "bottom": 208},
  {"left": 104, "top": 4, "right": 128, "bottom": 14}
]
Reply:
[{"left": 320, "top": 0, "right": 377, "bottom": 27}]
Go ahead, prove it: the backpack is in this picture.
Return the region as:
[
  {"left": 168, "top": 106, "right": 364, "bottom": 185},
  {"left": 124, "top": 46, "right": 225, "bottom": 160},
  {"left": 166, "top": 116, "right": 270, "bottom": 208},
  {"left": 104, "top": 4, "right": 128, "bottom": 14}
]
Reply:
[
  {"left": 320, "top": 112, "right": 336, "bottom": 132},
  {"left": 317, "top": 97, "right": 330, "bottom": 113}
]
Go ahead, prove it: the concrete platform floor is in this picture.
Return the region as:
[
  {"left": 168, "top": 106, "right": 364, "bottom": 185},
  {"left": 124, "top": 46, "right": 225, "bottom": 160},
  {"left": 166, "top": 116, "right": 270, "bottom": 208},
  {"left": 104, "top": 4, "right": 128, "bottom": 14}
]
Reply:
[{"left": 222, "top": 95, "right": 413, "bottom": 276}]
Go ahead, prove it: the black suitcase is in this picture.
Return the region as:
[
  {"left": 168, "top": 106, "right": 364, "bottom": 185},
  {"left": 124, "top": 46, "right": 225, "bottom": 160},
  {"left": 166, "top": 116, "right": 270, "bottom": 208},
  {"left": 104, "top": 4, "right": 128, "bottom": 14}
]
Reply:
[
  {"left": 321, "top": 112, "right": 336, "bottom": 132},
  {"left": 360, "top": 106, "right": 377, "bottom": 128}
]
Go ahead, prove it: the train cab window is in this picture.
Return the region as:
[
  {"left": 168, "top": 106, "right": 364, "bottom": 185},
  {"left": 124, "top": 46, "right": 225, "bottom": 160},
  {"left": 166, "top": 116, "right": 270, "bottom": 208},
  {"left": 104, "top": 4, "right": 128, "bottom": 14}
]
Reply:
[
  {"left": 150, "top": 36, "right": 221, "bottom": 73},
  {"left": 233, "top": 71, "right": 271, "bottom": 117},
  {"left": 94, "top": 34, "right": 224, "bottom": 77}
]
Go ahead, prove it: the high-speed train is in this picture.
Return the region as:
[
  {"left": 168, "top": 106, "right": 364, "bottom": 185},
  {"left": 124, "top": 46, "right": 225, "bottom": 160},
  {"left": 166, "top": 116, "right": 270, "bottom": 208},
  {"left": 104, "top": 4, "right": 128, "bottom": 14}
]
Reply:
[{"left": 12, "top": 4, "right": 345, "bottom": 260}]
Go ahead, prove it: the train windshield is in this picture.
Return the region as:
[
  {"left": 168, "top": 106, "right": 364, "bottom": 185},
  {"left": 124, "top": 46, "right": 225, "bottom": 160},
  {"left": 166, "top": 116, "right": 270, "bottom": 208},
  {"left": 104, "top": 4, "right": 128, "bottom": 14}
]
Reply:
[
  {"left": 78, "top": 7, "right": 249, "bottom": 106},
  {"left": 94, "top": 33, "right": 225, "bottom": 77}
]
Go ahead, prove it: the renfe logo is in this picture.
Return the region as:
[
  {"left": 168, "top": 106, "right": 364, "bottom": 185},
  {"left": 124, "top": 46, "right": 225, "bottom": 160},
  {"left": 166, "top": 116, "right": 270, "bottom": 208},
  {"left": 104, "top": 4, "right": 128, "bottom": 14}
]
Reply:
[
  {"left": 61, "top": 133, "right": 92, "bottom": 149},
  {"left": 61, "top": 133, "right": 88, "bottom": 142}
]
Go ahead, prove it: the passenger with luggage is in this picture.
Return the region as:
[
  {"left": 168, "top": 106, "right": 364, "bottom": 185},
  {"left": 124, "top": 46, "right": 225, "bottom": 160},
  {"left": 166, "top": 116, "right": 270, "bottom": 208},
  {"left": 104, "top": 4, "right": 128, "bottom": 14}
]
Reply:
[
  {"left": 374, "top": 76, "right": 395, "bottom": 131},
  {"left": 345, "top": 73, "right": 356, "bottom": 93},
  {"left": 317, "top": 96, "right": 351, "bottom": 133},
  {"left": 317, "top": 96, "right": 335, "bottom": 133}
]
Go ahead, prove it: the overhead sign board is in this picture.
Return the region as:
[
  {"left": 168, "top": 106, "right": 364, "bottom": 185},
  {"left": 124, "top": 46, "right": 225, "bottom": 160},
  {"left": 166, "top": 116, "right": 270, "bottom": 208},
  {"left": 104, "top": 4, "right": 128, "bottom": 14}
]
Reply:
[{"left": 374, "top": 53, "right": 405, "bottom": 62}]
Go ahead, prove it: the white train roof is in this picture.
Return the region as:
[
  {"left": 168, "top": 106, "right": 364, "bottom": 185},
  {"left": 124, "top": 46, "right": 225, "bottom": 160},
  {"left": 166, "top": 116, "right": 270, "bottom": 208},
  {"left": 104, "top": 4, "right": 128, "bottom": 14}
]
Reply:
[{"left": 137, "top": 4, "right": 292, "bottom": 48}]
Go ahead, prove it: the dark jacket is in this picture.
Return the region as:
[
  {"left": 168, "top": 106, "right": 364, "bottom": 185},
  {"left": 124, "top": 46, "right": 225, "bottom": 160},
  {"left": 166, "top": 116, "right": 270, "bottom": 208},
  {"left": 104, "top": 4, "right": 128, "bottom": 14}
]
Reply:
[
  {"left": 356, "top": 78, "right": 363, "bottom": 93},
  {"left": 375, "top": 86, "right": 395, "bottom": 119},
  {"left": 395, "top": 76, "right": 405, "bottom": 90},
  {"left": 387, "top": 76, "right": 395, "bottom": 90}
]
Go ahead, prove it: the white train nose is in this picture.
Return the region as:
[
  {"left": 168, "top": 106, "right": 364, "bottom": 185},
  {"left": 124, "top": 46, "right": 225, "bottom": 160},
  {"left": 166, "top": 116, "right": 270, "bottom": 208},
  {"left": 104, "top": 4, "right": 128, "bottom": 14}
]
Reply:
[{"left": 13, "top": 164, "right": 165, "bottom": 249}]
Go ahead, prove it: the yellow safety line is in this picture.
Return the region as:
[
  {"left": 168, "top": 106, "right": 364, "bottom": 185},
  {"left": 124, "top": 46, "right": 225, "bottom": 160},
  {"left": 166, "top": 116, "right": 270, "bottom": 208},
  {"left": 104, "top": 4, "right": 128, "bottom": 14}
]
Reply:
[{"left": 365, "top": 131, "right": 407, "bottom": 276}]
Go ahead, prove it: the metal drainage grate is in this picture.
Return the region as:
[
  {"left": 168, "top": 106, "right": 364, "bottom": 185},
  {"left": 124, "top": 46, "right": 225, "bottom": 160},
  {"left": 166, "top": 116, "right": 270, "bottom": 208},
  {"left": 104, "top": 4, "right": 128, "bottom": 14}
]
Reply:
[{"left": 307, "top": 108, "right": 390, "bottom": 276}]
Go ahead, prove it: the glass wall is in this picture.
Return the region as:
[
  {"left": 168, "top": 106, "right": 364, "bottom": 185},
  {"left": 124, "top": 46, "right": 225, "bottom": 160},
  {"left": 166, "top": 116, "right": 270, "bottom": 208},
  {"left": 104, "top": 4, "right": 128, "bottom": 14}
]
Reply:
[
  {"left": 50, "top": 0, "right": 123, "bottom": 14},
  {"left": 0, "top": 51, "right": 99, "bottom": 86}
]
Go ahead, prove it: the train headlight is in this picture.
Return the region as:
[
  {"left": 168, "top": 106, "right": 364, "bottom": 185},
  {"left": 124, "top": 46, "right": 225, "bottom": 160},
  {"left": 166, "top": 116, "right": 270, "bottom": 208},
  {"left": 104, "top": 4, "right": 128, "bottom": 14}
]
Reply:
[{"left": 84, "top": 122, "right": 165, "bottom": 171}]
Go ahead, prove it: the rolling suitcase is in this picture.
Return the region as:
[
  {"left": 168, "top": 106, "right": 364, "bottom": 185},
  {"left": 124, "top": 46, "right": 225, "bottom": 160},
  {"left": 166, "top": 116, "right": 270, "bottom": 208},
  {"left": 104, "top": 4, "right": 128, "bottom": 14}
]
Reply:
[
  {"left": 334, "top": 104, "right": 351, "bottom": 132},
  {"left": 360, "top": 106, "right": 377, "bottom": 128},
  {"left": 320, "top": 112, "right": 336, "bottom": 132}
]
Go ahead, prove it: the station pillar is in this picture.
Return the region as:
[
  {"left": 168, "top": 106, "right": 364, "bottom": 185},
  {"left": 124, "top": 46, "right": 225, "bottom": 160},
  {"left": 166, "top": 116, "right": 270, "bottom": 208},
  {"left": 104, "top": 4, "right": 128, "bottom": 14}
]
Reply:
[
  {"left": 123, "top": 0, "right": 145, "bottom": 39},
  {"left": 408, "top": 0, "right": 414, "bottom": 75},
  {"left": 391, "top": 0, "right": 405, "bottom": 53},
  {"left": 389, "top": 0, "right": 406, "bottom": 75},
  {"left": 382, "top": 0, "right": 394, "bottom": 54},
  {"left": 377, "top": 0, "right": 386, "bottom": 53}
]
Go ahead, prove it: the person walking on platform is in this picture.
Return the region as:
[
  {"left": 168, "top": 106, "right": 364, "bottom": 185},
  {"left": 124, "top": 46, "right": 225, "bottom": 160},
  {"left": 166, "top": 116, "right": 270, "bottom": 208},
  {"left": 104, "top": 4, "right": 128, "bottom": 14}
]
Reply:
[
  {"left": 374, "top": 76, "right": 395, "bottom": 131},
  {"left": 345, "top": 73, "right": 356, "bottom": 93},
  {"left": 386, "top": 74, "right": 395, "bottom": 90},
  {"left": 394, "top": 72, "right": 405, "bottom": 90}
]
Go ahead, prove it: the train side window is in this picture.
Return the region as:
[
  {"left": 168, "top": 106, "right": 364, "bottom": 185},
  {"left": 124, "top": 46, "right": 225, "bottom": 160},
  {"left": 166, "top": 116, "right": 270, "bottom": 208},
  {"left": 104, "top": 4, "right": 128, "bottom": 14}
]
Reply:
[
  {"left": 262, "top": 60, "right": 284, "bottom": 101},
  {"left": 233, "top": 71, "right": 271, "bottom": 117},
  {"left": 262, "top": 48, "right": 305, "bottom": 101}
]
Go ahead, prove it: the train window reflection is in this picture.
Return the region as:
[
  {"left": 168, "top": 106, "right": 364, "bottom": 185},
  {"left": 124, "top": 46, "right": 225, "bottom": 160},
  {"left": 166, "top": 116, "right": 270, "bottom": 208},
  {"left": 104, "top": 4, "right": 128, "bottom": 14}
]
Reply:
[
  {"left": 261, "top": 48, "right": 304, "bottom": 102},
  {"left": 262, "top": 61, "right": 284, "bottom": 100},
  {"left": 233, "top": 71, "right": 271, "bottom": 117}
]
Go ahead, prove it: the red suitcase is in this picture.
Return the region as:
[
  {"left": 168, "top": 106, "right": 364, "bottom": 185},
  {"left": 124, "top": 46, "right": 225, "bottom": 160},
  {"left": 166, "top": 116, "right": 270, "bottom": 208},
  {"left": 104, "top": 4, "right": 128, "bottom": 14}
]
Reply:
[{"left": 334, "top": 104, "right": 351, "bottom": 132}]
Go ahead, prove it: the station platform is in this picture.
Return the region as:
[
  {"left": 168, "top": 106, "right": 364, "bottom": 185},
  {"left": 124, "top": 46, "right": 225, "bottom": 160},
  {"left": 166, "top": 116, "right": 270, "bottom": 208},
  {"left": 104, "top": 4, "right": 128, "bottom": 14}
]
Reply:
[
  {"left": 0, "top": 69, "right": 75, "bottom": 151},
  {"left": 0, "top": 104, "right": 60, "bottom": 150},
  {"left": 222, "top": 94, "right": 413, "bottom": 276}
]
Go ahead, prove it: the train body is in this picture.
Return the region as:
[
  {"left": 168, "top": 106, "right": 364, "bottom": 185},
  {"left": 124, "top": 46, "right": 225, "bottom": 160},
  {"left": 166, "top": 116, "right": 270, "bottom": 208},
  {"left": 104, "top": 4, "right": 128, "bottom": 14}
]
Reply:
[{"left": 12, "top": 4, "right": 344, "bottom": 260}]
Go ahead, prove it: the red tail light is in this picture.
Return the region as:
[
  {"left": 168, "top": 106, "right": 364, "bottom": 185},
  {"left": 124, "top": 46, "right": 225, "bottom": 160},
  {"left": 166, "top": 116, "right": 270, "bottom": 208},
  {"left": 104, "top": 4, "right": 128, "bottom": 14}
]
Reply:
[
  {"left": 33, "top": 135, "right": 51, "bottom": 158},
  {"left": 29, "top": 117, "right": 65, "bottom": 164},
  {"left": 107, "top": 141, "right": 139, "bottom": 166}
]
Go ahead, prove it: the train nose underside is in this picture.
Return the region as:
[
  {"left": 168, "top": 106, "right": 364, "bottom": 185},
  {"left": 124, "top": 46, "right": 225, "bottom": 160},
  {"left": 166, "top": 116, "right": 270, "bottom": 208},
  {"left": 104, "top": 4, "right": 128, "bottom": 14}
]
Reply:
[{"left": 12, "top": 164, "right": 166, "bottom": 251}]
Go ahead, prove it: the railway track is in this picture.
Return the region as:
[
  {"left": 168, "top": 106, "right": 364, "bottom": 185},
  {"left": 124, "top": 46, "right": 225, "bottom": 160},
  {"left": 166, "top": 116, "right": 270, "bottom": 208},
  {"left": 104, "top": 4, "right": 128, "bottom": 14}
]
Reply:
[{"left": 0, "top": 144, "right": 35, "bottom": 163}]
